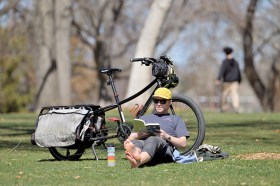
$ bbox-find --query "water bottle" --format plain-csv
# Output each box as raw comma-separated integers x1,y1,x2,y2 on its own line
107,144,115,167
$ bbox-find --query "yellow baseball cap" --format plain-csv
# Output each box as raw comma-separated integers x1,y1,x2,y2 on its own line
152,88,172,99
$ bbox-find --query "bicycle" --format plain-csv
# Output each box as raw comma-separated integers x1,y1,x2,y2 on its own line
31,55,205,160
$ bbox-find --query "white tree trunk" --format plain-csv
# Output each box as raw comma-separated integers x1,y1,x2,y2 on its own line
125,0,172,106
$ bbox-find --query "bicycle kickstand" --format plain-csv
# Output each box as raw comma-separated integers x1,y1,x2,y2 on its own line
91,142,99,161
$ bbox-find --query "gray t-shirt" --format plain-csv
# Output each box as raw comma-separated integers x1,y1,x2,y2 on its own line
140,113,189,138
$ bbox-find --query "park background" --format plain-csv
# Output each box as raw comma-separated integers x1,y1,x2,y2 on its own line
1,0,280,113
0,0,280,185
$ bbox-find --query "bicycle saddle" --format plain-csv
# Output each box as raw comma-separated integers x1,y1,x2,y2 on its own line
99,68,122,75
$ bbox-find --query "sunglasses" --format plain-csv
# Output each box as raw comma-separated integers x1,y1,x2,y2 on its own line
153,99,168,104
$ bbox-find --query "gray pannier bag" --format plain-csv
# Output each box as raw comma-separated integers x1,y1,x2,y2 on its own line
34,107,90,147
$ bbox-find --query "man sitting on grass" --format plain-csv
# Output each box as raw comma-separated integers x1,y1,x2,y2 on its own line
124,88,189,168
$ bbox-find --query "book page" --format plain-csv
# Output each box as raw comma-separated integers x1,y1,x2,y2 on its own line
133,119,160,135
133,119,147,132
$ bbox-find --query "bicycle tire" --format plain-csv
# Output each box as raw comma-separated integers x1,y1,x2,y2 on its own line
141,94,205,155
48,146,85,161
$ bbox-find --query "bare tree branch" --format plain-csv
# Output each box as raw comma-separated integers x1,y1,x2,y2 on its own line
0,0,19,16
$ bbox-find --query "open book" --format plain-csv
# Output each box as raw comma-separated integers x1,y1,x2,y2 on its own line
133,119,160,135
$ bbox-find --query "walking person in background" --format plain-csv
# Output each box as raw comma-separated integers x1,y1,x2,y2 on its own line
216,47,242,113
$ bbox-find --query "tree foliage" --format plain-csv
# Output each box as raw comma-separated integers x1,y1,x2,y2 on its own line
0,28,34,112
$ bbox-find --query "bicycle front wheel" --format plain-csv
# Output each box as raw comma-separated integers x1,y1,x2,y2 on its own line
143,94,205,155
171,94,205,154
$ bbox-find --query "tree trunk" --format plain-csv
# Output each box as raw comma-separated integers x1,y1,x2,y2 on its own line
33,0,59,109
243,0,267,111
33,0,72,110
125,0,172,106
72,1,124,105
94,41,112,105
243,0,280,112
55,0,72,105
93,1,124,105
270,59,280,111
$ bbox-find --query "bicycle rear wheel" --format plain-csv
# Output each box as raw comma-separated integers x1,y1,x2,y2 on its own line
143,94,205,155
48,146,85,160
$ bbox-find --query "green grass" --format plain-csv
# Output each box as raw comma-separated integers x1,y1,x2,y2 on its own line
0,112,279,186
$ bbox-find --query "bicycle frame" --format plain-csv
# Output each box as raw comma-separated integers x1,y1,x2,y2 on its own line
96,75,161,123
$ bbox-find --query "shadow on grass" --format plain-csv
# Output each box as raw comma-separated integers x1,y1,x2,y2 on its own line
206,121,279,129
0,125,35,135
37,158,107,162
0,140,38,150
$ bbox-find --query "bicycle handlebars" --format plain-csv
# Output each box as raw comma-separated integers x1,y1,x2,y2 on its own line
130,57,156,66
130,55,174,66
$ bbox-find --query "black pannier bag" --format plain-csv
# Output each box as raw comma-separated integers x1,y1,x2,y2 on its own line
152,59,169,78
33,105,100,147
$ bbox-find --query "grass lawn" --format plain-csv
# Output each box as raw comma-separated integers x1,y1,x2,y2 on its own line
0,111,279,186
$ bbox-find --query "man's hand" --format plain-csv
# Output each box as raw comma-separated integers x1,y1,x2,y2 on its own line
159,129,170,140
159,130,187,148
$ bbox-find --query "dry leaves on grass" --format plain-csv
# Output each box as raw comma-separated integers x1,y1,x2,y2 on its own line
236,152,280,160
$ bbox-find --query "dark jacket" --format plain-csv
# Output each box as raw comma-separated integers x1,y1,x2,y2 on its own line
217,58,242,83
